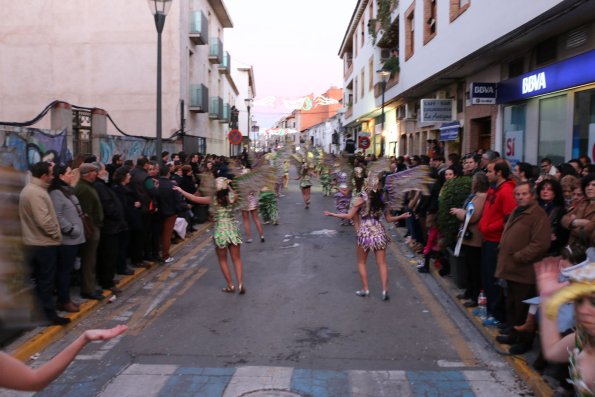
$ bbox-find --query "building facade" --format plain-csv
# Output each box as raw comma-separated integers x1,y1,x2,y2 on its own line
340,0,595,163
0,0,253,157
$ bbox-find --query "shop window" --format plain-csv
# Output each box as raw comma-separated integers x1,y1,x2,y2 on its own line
539,95,567,165
572,88,595,159
503,105,526,164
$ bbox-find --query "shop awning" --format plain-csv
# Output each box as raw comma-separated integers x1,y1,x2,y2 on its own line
439,121,460,141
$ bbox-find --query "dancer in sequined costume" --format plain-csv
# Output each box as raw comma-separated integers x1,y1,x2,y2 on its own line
297,162,314,209
333,171,351,226
173,178,245,294
259,186,279,225
319,164,333,197
239,167,265,243
324,170,410,301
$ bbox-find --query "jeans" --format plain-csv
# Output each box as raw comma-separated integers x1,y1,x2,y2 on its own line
481,241,506,322
26,245,59,319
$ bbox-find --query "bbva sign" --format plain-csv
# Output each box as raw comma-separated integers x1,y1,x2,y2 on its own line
522,72,547,94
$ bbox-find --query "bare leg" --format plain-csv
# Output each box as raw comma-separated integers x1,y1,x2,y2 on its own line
241,210,251,240
215,246,234,290
283,174,288,188
373,249,389,292
250,209,264,238
356,245,370,291
228,244,244,292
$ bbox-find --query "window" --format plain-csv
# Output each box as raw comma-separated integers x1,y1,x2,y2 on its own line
503,105,526,163
405,2,415,61
539,95,567,165
369,58,374,91
354,77,358,104
450,0,470,22
361,69,365,98
424,0,437,44
572,88,595,159
361,17,365,46
508,58,524,78
536,37,557,65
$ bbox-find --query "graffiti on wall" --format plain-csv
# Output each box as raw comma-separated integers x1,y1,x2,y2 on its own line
0,127,71,171
99,136,180,164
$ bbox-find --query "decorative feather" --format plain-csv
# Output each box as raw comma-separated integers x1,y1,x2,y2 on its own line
384,165,434,211
231,165,277,210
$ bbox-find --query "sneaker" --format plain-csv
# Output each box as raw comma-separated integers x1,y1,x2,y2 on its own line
472,308,482,316
163,257,175,264
355,289,370,297
483,317,501,327
260,235,265,243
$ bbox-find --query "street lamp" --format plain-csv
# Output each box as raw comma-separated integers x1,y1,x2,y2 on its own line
147,0,172,161
377,69,390,158
244,97,253,149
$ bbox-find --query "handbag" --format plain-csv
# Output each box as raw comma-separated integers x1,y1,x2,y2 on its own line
80,213,94,240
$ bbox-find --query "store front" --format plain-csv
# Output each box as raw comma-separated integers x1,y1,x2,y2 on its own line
498,49,595,165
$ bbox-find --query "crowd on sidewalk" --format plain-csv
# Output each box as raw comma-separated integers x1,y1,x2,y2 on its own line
379,148,594,396
16,151,252,326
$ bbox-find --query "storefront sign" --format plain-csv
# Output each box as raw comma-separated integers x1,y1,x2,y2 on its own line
439,121,460,141
498,49,595,103
470,83,497,104
420,99,455,122
503,130,524,165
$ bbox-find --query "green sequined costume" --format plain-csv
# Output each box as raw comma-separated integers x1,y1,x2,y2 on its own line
320,171,332,196
212,203,242,249
259,191,279,224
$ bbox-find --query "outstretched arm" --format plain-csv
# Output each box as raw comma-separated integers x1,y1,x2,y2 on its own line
385,210,411,223
0,325,127,391
324,197,362,220
173,186,211,205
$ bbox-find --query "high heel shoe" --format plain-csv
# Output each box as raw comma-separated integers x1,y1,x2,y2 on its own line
238,284,246,295
222,285,235,293
260,235,265,243
355,289,370,297
382,291,390,301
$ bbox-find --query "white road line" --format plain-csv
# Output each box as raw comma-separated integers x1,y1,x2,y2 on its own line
463,370,520,396
97,364,178,397
349,370,412,397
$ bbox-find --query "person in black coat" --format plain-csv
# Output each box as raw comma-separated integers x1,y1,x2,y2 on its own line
94,163,128,291
111,166,143,274
156,165,188,263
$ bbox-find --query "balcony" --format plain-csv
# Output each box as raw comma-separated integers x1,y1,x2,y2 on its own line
189,84,208,113
209,97,223,119
218,52,230,74
219,103,230,124
208,38,223,64
189,10,208,45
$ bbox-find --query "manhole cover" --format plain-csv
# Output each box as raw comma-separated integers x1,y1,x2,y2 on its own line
241,390,302,397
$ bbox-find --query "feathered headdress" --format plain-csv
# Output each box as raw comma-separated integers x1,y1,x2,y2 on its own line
546,249,595,320
384,165,434,211
364,159,391,193
232,165,277,210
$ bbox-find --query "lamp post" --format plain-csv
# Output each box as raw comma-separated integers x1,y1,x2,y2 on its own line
377,69,390,158
147,0,172,160
244,97,253,149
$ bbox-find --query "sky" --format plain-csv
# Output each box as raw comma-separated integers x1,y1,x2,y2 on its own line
223,0,358,129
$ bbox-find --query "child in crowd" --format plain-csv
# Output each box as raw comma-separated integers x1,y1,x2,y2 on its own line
417,214,442,273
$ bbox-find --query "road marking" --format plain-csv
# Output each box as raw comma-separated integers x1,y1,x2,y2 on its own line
222,366,293,397
76,334,126,361
389,242,478,367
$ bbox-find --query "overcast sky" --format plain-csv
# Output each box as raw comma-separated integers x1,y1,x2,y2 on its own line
224,0,358,129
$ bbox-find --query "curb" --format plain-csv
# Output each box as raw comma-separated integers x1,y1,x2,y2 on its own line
8,222,211,362
407,251,555,397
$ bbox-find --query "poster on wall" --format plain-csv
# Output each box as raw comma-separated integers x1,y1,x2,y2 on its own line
503,130,524,166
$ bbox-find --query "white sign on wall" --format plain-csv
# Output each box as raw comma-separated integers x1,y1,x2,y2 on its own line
420,99,455,123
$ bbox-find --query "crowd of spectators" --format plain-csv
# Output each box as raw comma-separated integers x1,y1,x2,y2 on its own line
18,150,244,325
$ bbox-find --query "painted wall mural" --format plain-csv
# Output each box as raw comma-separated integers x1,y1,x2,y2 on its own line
99,136,180,164
0,127,70,171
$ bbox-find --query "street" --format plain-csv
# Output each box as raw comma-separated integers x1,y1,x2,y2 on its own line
1,183,531,397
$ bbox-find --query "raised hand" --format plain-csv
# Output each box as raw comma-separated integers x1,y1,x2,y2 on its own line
534,257,569,298
83,324,128,342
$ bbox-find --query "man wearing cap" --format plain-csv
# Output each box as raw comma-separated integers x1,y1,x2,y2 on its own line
19,161,70,325
75,163,104,300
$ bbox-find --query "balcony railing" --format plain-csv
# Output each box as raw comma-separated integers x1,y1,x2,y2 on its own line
219,103,230,123
189,10,208,45
189,84,208,113
218,52,230,74
208,38,223,64
209,97,223,119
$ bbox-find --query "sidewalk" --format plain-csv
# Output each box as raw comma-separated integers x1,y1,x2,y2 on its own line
6,223,211,362
392,232,556,397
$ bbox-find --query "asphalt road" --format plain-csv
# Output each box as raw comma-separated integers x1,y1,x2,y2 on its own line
1,181,532,397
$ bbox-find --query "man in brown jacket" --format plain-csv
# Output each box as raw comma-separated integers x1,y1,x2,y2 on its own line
494,181,551,354
19,161,69,326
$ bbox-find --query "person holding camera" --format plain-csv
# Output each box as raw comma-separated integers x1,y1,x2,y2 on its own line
449,172,489,306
